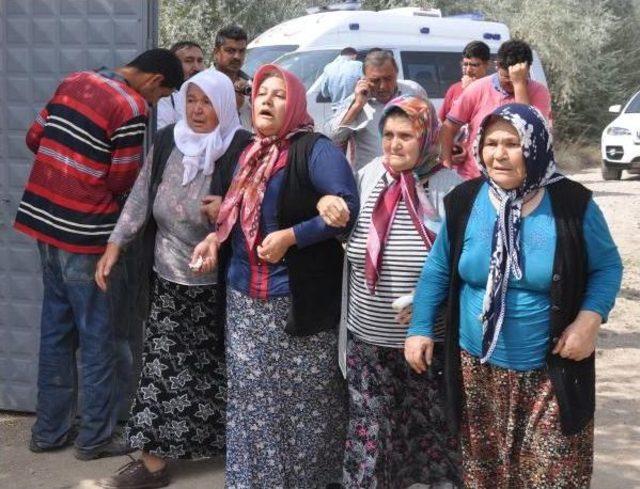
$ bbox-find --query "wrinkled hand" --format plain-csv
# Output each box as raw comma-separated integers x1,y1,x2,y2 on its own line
317,195,350,228
508,62,529,85
404,335,434,374
95,243,121,292
354,78,372,105
257,228,296,264
191,233,219,274
396,305,412,325
201,195,222,225
552,310,601,361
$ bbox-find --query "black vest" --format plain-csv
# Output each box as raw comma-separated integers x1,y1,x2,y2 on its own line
443,177,593,436
278,133,344,336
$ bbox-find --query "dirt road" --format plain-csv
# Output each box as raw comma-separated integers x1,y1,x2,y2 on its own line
1,168,638,489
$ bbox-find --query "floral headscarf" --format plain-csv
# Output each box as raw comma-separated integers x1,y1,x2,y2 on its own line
378,94,441,174
473,103,563,363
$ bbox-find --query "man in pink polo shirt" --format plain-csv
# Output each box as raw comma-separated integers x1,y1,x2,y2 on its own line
440,39,551,179
438,40,491,122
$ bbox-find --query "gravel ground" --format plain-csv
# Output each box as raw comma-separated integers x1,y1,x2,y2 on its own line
1,167,638,489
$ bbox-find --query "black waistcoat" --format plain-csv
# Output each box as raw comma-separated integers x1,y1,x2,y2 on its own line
443,177,593,436
277,132,344,336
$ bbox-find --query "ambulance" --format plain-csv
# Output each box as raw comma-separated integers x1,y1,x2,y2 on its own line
244,6,548,129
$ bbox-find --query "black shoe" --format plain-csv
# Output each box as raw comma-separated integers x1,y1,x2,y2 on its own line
96,456,170,489
75,433,135,461
29,426,78,453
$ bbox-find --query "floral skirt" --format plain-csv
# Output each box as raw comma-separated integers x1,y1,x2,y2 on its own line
343,335,461,489
125,275,226,459
460,350,594,488
225,288,347,489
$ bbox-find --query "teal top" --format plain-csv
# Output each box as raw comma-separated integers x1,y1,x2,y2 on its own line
408,183,623,371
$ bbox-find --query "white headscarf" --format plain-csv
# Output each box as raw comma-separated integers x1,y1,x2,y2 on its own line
173,69,242,185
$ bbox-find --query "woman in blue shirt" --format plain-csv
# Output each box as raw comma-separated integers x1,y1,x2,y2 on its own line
405,103,623,488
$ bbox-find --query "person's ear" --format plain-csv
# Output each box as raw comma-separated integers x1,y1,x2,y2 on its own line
148,73,164,88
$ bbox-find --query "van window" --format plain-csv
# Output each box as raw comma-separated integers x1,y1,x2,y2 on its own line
400,51,464,99
273,49,341,90
244,45,298,77
625,92,640,113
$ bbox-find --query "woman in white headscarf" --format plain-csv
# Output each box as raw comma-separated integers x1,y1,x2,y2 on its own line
94,69,252,488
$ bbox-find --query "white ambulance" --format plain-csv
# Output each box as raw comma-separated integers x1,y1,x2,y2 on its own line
244,7,548,129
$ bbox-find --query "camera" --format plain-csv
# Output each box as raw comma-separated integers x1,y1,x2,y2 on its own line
235,81,252,96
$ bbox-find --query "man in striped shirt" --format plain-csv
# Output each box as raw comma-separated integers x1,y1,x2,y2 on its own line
14,49,183,460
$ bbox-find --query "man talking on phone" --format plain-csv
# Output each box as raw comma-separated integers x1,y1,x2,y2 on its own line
326,49,425,171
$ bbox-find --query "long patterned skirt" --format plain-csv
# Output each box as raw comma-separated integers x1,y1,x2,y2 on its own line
460,350,594,488
125,275,226,459
343,335,461,489
225,288,347,489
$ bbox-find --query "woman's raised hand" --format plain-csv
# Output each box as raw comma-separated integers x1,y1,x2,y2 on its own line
95,243,121,292
404,335,434,374
317,195,350,228
552,310,602,361
191,232,219,274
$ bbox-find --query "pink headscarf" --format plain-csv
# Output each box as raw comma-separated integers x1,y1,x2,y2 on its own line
216,65,314,249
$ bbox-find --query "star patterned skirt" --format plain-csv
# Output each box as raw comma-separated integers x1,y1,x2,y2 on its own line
125,274,226,459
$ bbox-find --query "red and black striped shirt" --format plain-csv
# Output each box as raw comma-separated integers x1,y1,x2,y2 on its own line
14,70,148,254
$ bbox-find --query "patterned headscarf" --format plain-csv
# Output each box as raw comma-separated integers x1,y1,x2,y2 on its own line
364,95,441,293
216,64,314,249
474,103,563,363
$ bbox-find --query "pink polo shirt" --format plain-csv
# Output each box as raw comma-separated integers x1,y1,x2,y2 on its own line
446,74,552,180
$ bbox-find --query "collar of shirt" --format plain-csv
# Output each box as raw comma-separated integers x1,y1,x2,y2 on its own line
95,67,129,86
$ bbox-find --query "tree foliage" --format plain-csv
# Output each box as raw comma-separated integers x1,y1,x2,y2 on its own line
159,0,640,140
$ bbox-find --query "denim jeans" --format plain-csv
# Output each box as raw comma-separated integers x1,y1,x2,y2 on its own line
32,242,117,451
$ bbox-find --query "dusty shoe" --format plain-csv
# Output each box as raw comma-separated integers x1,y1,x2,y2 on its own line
75,432,135,461
29,426,78,453
97,457,170,489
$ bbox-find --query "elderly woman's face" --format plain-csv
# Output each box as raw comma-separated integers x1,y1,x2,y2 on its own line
481,118,526,190
382,115,422,172
253,75,286,137
185,83,219,133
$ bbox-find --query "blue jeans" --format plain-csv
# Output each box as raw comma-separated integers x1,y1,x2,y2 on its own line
32,242,117,451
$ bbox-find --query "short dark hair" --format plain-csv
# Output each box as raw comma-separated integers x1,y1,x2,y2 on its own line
169,41,203,54
363,48,398,73
341,47,357,56
462,41,490,62
497,39,533,69
215,25,248,49
126,48,184,89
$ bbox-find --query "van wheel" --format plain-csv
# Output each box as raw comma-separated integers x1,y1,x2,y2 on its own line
602,164,622,181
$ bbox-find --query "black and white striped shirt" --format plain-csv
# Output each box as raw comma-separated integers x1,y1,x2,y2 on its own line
346,170,457,348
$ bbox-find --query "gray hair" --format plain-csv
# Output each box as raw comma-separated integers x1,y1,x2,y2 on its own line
363,49,398,74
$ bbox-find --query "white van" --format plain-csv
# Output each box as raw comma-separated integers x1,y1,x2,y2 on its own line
244,7,548,129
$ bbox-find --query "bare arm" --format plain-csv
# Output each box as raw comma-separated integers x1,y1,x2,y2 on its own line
439,119,461,168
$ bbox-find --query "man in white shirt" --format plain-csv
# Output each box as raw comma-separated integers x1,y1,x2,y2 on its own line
156,41,205,130
326,49,426,171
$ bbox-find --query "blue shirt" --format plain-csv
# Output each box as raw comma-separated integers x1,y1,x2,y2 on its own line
320,56,363,103
227,137,359,298
408,183,623,371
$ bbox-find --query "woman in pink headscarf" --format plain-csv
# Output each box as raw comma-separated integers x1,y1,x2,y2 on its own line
192,65,359,488
318,95,462,488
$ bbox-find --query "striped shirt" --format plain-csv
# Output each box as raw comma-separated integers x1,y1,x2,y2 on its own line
14,70,148,254
346,170,456,348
